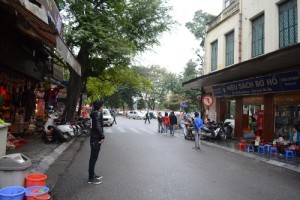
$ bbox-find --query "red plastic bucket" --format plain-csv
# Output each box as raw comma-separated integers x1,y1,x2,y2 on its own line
25,186,49,200
26,193,51,200
25,174,47,187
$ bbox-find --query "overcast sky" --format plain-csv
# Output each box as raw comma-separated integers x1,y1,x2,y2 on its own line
135,0,223,74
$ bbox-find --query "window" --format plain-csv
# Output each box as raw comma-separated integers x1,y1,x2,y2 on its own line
279,0,298,48
211,40,218,71
252,15,264,58
225,31,234,66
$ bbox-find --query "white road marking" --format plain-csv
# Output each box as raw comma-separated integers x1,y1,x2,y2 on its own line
115,127,126,133
129,128,140,133
138,128,155,135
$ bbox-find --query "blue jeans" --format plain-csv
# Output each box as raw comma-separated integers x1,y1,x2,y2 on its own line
170,124,176,135
164,125,169,134
158,123,163,132
194,130,200,148
180,124,186,136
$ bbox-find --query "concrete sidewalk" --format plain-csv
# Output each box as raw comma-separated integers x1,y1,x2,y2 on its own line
6,134,75,174
201,139,300,173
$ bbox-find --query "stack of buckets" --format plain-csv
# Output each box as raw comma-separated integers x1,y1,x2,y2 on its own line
0,173,50,200
25,173,50,199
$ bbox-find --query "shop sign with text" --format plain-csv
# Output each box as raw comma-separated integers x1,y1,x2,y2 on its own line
212,71,300,97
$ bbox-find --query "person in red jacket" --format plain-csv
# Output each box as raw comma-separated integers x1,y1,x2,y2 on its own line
163,112,170,134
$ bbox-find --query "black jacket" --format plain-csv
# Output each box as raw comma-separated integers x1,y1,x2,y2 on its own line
169,114,177,125
90,110,105,141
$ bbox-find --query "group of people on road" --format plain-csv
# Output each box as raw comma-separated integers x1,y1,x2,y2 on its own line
157,111,177,135
156,111,204,149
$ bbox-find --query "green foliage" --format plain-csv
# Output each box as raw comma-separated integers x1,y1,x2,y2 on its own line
185,10,215,67
183,60,199,81
63,0,174,71
60,0,175,120
85,66,152,103
185,10,215,41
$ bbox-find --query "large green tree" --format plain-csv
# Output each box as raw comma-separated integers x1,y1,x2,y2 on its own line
133,65,168,109
185,10,215,65
61,0,174,120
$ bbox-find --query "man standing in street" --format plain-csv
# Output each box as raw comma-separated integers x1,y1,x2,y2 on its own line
193,112,204,149
157,112,163,133
88,100,105,184
112,110,117,124
145,110,150,124
169,111,177,136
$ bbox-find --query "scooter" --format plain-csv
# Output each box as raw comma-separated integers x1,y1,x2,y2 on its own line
223,119,234,139
184,126,195,141
223,122,233,139
76,117,91,134
200,121,226,140
44,113,76,140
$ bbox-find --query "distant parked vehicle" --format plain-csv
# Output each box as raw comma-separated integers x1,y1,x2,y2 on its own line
103,109,113,126
127,110,145,119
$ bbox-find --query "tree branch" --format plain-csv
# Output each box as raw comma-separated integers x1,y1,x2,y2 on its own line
94,0,109,9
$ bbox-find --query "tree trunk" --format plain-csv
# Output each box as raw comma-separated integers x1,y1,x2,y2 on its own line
65,47,89,121
65,69,82,121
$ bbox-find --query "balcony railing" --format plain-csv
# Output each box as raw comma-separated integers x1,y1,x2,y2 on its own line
207,0,240,32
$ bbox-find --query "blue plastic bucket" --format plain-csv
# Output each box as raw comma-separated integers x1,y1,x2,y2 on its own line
0,186,25,200
25,186,49,197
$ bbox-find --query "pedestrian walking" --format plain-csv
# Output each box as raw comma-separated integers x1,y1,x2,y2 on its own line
88,100,105,184
145,110,151,124
179,111,186,136
193,112,204,149
157,112,163,133
112,110,117,124
163,112,170,134
169,111,177,136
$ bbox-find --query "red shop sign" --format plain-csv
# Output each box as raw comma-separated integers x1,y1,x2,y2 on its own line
202,95,214,108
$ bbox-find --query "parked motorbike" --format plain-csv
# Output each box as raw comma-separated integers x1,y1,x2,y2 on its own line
200,121,226,140
76,117,91,134
184,127,195,140
223,120,234,139
44,113,76,141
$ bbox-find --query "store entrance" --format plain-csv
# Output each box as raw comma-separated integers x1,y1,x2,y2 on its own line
242,96,264,137
274,93,300,140
275,105,300,139
247,105,263,135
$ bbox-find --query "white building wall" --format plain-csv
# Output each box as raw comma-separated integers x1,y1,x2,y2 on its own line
241,0,300,61
204,11,240,75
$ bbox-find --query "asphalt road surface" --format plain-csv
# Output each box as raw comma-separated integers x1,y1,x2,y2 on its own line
48,116,300,200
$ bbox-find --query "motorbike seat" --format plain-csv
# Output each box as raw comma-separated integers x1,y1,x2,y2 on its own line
202,126,211,131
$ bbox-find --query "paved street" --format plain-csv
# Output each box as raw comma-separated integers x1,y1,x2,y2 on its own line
48,117,300,200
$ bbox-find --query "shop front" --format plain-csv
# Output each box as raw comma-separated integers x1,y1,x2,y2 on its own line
274,93,300,139
183,44,300,143
0,0,60,151
213,70,300,142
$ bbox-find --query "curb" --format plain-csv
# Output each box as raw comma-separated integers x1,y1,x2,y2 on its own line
202,140,300,173
29,138,75,174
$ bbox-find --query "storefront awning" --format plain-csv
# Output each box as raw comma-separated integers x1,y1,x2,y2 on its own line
1,0,81,76
183,43,300,90
4,0,56,47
